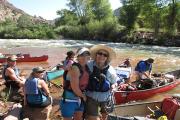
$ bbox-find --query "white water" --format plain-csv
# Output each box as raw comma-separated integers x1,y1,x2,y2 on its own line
0,39,180,72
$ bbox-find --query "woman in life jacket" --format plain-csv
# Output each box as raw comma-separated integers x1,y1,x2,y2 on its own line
86,44,118,120
24,67,52,107
60,47,90,120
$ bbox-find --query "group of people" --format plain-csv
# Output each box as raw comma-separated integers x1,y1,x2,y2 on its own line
1,44,155,120
2,55,52,107
61,45,118,120
1,44,118,120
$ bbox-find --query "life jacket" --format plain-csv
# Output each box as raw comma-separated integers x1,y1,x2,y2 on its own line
161,97,180,120
2,65,20,88
63,62,90,92
25,78,47,105
87,65,111,92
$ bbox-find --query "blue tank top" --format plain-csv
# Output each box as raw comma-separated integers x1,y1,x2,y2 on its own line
25,78,47,104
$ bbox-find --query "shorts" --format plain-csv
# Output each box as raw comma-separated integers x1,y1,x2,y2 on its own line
60,99,84,118
27,96,53,108
86,97,108,116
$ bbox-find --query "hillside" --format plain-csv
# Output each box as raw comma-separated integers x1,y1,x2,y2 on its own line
0,0,48,23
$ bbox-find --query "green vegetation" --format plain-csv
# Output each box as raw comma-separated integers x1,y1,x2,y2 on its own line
0,15,56,39
0,86,11,103
0,0,179,46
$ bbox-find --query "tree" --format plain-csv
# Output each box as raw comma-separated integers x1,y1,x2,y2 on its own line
90,0,113,21
119,0,141,32
166,0,179,35
56,9,78,26
67,0,94,24
17,15,33,28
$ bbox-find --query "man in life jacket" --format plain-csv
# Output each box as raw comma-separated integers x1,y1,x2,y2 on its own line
2,55,26,101
134,58,154,80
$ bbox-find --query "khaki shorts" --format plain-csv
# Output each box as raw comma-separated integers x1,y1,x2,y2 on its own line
85,97,108,116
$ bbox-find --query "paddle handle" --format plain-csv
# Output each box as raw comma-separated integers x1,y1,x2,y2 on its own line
147,106,155,114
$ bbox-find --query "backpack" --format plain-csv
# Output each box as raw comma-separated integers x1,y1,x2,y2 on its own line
88,65,111,92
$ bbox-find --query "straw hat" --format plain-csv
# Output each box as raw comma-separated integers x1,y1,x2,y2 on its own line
90,44,116,62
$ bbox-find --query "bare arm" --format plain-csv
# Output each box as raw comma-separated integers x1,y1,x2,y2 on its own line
143,72,150,78
6,68,24,84
39,80,50,96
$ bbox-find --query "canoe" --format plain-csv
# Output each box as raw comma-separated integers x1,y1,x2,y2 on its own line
108,96,180,120
45,64,64,81
0,54,48,63
114,69,180,104
108,101,162,120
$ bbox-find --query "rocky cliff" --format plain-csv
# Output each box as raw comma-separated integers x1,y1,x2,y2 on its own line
0,0,48,23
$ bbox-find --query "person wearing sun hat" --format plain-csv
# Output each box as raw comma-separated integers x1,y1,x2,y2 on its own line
86,44,118,120
24,66,52,108
2,55,26,102
60,47,91,120
3,55,25,88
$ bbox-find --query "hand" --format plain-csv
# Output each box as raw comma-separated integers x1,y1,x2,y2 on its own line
81,94,87,102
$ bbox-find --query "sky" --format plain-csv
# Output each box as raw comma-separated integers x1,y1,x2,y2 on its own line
8,0,122,20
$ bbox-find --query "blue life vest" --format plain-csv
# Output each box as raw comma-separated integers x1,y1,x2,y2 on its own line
88,65,111,92
25,78,47,105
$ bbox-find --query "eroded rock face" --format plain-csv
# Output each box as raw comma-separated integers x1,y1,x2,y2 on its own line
0,0,48,23
0,0,25,21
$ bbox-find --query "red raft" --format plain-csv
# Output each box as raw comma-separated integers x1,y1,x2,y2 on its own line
114,69,180,104
0,54,48,63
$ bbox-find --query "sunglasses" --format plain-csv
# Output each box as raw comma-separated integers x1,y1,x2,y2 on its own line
97,52,108,57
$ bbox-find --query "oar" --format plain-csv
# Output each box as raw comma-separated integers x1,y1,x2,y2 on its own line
147,106,155,114
48,80,62,88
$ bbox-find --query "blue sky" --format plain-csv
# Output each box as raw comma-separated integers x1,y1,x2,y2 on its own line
8,0,122,20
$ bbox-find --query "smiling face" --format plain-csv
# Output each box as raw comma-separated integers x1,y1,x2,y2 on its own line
77,52,90,65
95,50,109,65
34,71,44,78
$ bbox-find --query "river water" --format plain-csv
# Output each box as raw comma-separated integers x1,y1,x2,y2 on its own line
0,39,180,102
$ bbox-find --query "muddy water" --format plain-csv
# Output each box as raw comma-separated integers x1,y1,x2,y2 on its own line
0,39,179,102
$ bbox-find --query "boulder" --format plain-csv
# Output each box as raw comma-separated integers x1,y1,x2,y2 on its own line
3,103,22,120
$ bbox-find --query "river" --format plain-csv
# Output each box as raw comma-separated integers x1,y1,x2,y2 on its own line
0,39,180,102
